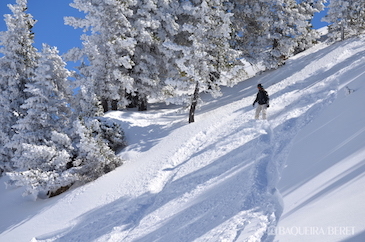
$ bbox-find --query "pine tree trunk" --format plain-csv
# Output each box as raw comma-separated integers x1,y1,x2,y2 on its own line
126,92,138,108
102,98,108,113
138,94,147,111
189,82,199,123
111,100,118,111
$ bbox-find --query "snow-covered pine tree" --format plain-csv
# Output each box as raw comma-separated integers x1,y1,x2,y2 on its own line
163,0,240,123
324,0,365,41
228,0,325,69
323,0,349,41
71,74,103,118
127,0,179,111
6,44,126,198
0,0,38,174
5,44,76,198
65,0,137,113
348,1,365,35
228,0,271,66
265,0,325,68
293,0,326,54
9,44,72,165
71,118,123,183
266,0,300,67
6,131,77,199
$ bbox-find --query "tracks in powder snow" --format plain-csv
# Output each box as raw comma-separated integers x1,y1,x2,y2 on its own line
147,100,259,195
113,84,338,241
116,98,285,241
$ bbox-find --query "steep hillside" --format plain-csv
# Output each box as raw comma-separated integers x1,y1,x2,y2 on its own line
1,36,365,242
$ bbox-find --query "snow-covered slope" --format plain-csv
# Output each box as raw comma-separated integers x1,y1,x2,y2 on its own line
1,36,365,242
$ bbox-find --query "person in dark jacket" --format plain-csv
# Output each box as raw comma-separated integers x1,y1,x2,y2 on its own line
253,83,269,119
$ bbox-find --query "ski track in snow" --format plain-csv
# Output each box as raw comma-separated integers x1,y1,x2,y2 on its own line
2,37,365,242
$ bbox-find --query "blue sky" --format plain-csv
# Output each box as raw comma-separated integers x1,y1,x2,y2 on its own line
1,0,329,58
0,0,84,55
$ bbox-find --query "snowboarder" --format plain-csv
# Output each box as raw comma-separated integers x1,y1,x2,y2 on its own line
253,83,270,119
